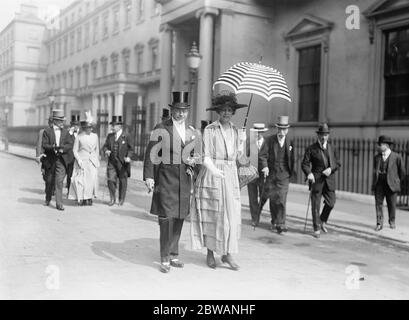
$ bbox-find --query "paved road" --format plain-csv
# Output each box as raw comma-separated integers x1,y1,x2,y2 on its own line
0,152,408,299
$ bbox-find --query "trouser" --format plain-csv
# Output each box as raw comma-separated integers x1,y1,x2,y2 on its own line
107,162,128,202
66,161,74,192
375,177,396,226
158,217,184,263
247,177,264,224
45,158,66,207
311,180,336,231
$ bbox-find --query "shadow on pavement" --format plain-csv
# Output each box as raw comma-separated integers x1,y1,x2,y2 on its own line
110,208,157,223
17,197,46,205
20,187,44,195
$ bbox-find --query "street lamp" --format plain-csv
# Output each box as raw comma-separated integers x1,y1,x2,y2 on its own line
4,96,10,151
185,42,202,123
48,94,55,113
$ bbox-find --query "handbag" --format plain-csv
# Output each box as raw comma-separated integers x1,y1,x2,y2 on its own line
237,163,259,189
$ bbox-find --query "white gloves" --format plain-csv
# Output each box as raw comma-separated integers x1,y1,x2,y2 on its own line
203,157,225,179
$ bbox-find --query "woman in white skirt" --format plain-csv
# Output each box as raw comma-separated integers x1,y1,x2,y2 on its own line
69,120,100,205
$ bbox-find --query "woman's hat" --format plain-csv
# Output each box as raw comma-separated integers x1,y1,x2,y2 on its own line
51,109,66,121
250,123,268,132
206,92,248,111
275,116,290,129
168,91,190,109
80,120,93,128
316,123,330,134
70,114,80,125
377,135,394,145
110,115,123,125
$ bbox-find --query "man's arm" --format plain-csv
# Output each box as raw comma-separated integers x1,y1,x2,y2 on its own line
330,145,341,174
397,153,406,182
42,128,54,152
258,136,269,170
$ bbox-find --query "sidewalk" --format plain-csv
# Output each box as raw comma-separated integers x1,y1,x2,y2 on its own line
3,142,409,246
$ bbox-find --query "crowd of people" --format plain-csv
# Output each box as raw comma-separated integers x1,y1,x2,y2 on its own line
34,90,406,274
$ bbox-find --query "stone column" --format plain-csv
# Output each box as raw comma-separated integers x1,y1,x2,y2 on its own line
115,91,124,116
195,7,219,128
107,93,113,120
159,23,173,112
92,94,99,121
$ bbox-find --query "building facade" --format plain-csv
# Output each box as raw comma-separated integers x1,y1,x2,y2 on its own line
157,0,409,139
0,4,47,127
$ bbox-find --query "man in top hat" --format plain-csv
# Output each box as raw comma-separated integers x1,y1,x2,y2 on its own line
259,116,295,233
302,123,341,238
143,91,198,273
246,123,268,227
66,114,80,195
41,109,74,211
36,116,54,192
372,135,405,231
102,115,133,206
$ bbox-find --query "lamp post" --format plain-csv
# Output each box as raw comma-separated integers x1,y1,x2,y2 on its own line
185,42,202,125
48,94,55,113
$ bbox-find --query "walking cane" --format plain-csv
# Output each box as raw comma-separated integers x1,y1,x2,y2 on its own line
303,181,312,233
253,175,266,231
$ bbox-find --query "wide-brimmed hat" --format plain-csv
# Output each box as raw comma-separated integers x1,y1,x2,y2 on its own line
275,116,290,129
377,135,394,145
206,92,248,111
250,123,268,132
168,91,190,109
70,114,80,125
80,120,93,128
316,123,330,134
110,115,123,125
51,109,66,121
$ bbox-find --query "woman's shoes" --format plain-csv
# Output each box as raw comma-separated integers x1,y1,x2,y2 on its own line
206,251,216,269
221,254,239,271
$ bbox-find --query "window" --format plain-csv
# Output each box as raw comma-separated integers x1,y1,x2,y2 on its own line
84,22,90,48
124,0,131,27
71,12,75,25
136,49,143,73
113,7,120,34
57,39,62,60
64,17,68,29
137,0,144,21
70,31,75,55
298,45,321,122
83,64,89,86
383,26,409,120
151,46,158,71
63,35,68,58
102,12,109,39
62,72,67,88
56,74,61,89
91,60,98,80
76,67,81,88
77,27,82,51
111,52,119,74
52,42,56,63
93,17,99,44
122,48,131,74
86,2,90,14
101,57,108,77
69,70,74,89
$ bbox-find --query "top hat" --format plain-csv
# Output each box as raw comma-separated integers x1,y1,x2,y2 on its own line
51,109,66,121
206,92,248,111
168,91,190,109
377,135,394,145
110,115,123,125
316,123,330,134
250,123,268,132
275,116,290,129
70,114,80,125
161,108,170,120
80,120,93,128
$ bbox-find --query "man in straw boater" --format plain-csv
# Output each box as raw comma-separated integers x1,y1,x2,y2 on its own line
102,115,133,206
301,123,341,238
41,109,74,211
143,91,199,273
66,114,80,196
258,116,295,233
372,135,405,231
246,123,268,227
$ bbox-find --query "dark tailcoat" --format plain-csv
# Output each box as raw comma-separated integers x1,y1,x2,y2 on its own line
102,131,133,177
143,118,198,219
372,151,405,193
41,126,74,169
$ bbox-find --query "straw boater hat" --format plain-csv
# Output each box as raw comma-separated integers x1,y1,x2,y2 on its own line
168,91,190,109
377,135,394,145
316,123,330,134
110,115,123,125
51,109,66,121
206,92,248,111
275,116,290,129
250,123,268,132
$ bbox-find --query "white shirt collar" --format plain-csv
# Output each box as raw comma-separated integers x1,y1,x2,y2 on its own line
382,148,391,159
115,129,123,140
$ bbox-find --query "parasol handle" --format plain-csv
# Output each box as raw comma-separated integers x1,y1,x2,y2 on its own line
243,93,254,129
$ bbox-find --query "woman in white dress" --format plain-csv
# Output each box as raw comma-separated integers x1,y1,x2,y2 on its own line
69,120,100,205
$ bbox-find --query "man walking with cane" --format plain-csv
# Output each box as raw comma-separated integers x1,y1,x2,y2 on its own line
301,123,341,238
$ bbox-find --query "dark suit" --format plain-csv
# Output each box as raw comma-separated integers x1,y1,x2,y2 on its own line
42,126,74,206
102,130,133,203
259,135,295,227
372,151,405,226
143,118,198,263
302,141,341,231
66,132,77,193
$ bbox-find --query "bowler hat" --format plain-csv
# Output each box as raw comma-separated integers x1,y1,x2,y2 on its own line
70,114,80,125
316,123,330,134
168,91,190,109
110,115,123,125
275,116,290,129
377,135,394,145
80,120,93,128
51,109,66,121
250,123,268,132
206,92,248,111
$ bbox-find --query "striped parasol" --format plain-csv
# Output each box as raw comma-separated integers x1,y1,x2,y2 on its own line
213,61,291,127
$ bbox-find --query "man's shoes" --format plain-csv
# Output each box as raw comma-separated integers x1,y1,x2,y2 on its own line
44,200,50,206
159,263,171,273
390,222,396,229
321,222,328,233
87,199,93,206
276,226,287,234
206,252,216,269
118,200,124,206
56,205,65,211
374,224,383,231
312,231,320,238
108,200,116,206
170,258,184,268
221,254,239,271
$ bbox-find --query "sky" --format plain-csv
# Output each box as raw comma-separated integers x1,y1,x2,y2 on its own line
0,0,74,30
